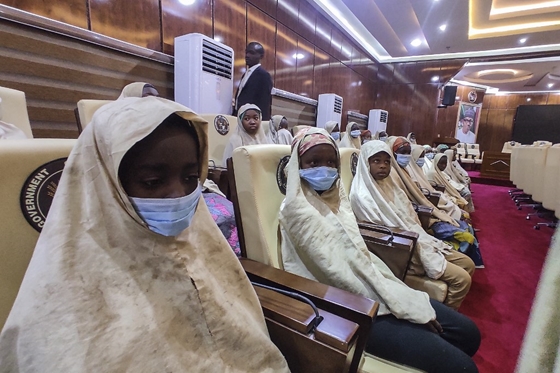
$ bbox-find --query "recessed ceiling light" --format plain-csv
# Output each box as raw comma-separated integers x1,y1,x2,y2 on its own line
519,38,527,44
292,53,305,59
527,98,532,101
548,83,554,88
439,24,447,31
431,76,439,82
410,39,422,47
179,0,196,5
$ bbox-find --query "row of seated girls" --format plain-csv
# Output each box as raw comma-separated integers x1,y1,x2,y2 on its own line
1,93,480,372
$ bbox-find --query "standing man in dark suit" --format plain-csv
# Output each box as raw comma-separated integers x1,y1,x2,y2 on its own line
233,42,273,120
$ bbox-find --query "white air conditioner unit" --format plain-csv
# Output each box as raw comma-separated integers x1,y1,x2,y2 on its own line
368,109,388,134
316,93,343,128
174,33,234,114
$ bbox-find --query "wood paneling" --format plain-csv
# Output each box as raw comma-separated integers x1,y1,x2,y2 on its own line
0,0,87,28
276,0,298,29
275,22,298,93
161,0,213,55
89,0,161,51
214,0,247,86
314,13,331,53
297,0,316,44
312,48,332,99
247,4,276,78
248,0,277,17
295,37,314,97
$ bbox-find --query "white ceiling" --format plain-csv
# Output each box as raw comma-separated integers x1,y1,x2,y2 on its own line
309,0,560,93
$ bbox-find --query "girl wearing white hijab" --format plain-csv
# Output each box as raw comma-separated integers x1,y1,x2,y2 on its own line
428,153,475,213
324,120,340,144
349,140,474,310
118,82,159,99
444,148,471,186
279,129,480,372
339,121,361,149
222,103,269,165
0,97,289,373
269,115,293,145
267,114,281,144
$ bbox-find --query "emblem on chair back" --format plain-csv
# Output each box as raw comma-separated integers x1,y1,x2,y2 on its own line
19,158,67,232
276,155,290,195
214,115,230,135
350,152,358,176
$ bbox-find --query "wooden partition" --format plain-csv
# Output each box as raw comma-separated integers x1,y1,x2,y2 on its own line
271,88,317,129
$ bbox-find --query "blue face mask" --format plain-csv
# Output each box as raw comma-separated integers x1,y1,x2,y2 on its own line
130,183,202,236
331,132,340,140
416,157,426,168
299,166,338,192
396,154,411,168
426,153,435,160
379,136,388,142
350,130,361,138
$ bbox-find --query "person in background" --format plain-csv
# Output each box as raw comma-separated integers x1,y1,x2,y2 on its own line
276,115,294,145
339,122,361,149
279,128,480,372
374,130,389,142
118,82,159,99
350,140,475,310
325,120,340,145
447,147,471,186
222,103,269,165
428,153,475,213
233,42,273,120
407,132,417,145
0,97,289,372
361,129,372,144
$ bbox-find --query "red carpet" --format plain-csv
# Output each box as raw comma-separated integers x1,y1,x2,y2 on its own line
459,183,554,373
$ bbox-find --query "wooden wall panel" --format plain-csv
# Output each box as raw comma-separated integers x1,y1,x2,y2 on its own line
89,0,161,51
214,0,247,86
297,0,316,44
312,48,332,99
248,0,277,17
161,0,213,55
276,0,298,29
314,13,332,53
295,37,314,97
0,0,87,28
275,22,298,93
247,4,276,78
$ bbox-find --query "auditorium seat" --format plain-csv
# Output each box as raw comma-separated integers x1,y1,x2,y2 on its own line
76,99,112,132
455,143,467,162
501,141,521,154
533,144,560,229
0,86,33,138
292,124,311,136
199,114,238,168
0,139,76,329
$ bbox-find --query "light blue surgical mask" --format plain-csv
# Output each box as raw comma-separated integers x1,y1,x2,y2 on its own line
331,132,340,140
416,157,426,168
299,166,338,191
130,183,202,237
350,130,361,138
426,153,436,160
379,136,388,142
396,154,411,168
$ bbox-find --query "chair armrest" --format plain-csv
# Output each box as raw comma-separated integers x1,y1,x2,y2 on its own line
240,258,378,373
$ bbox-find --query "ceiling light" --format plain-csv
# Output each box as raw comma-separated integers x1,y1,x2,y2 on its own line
431,76,439,82
179,0,196,5
519,38,527,44
410,39,422,47
292,53,305,59
439,24,447,31
214,36,223,43
548,83,554,88
527,98,532,101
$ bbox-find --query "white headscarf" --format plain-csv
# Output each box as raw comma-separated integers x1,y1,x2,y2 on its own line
268,114,283,144
222,103,269,165
426,153,469,209
339,122,361,149
118,82,151,99
279,128,435,324
443,149,471,185
0,97,289,373
349,140,451,280
409,145,463,220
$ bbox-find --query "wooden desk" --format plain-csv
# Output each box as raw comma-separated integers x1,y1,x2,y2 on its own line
433,137,459,148
480,151,511,179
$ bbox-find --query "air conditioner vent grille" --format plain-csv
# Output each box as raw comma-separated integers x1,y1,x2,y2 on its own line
380,111,388,123
202,40,233,79
334,97,342,114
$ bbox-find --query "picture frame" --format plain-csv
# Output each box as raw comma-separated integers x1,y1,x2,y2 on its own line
455,102,482,144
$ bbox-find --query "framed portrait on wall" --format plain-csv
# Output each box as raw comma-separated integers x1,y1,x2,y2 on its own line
455,102,482,144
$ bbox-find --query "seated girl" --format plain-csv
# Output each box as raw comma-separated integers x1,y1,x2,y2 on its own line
0,97,289,372
222,103,269,165
349,140,474,310
430,152,474,213
339,121,361,149
118,82,160,99
324,120,340,144
279,128,480,372
269,115,293,145
444,148,472,190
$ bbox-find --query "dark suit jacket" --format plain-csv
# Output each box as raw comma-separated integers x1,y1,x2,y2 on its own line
235,66,273,120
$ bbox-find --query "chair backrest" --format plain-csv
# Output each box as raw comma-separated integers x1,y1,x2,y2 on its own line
340,148,359,194
529,146,549,202
542,145,560,210
76,99,113,130
292,125,312,136
533,140,553,147
0,86,33,138
0,139,76,329
502,141,520,153
467,143,481,159
199,114,238,168
231,144,291,267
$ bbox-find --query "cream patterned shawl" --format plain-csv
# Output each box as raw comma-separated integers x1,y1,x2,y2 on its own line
0,97,289,373
426,153,469,208
279,128,435,323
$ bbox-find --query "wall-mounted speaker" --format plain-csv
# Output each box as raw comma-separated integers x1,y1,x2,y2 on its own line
441,85,457,106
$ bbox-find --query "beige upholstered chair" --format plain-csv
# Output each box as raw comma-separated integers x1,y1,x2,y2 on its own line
501,141,521,154
199,114,238,168
229,144,426,373
542,145,560,211
0,86,33,138
292,124,312,136
455,143,467,162
0,139,76,329
76,99,113,132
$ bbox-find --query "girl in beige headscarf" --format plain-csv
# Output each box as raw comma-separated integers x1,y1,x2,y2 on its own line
279,128,480,372
349,140,474,310
222,103,269,164
339,121,361,149
0,97,289,373
428,153,475,213
444,149,471,187
269,115,293,145
324,120,340,145
118,82,159,99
